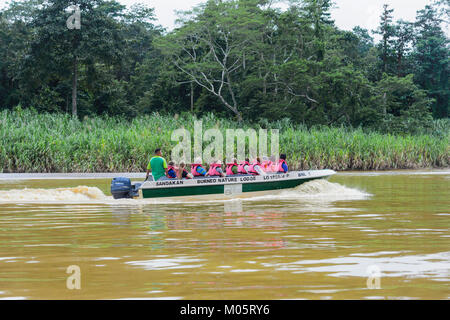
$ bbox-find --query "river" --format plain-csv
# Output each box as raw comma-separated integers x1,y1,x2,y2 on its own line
0,170,448,300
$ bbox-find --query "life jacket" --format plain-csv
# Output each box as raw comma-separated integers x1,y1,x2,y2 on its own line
237,161,250,174
278,159,288,173
270,162,278,172
191,163,206,177
247,161,261,175
208,163,222,176
181,168,189,178
262,160,273,172
226,163,237,175
167,165,177,178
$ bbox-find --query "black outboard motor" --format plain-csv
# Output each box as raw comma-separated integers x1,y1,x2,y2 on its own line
111,177,142,199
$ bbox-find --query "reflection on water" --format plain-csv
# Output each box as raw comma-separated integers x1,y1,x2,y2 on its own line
0,172,449,300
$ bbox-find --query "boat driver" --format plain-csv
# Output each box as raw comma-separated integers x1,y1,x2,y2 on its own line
145,148,169,181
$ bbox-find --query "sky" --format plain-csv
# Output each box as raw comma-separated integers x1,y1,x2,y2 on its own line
114,0,439,33
1,0,447,36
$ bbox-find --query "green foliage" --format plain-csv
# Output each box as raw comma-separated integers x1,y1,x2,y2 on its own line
374,74,434,134
0,0,448,138
0,0,162,117
0,110,448,173
413,5,449,118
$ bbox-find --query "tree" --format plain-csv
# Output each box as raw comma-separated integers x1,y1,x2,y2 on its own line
392,20,414,76
432,0,449,26
352,26,375,56
158,0,267,121
374,4,395,74
375,74,434,134
298,0,335,61
26,0,127,116
413,4,449,118
0,0,43,109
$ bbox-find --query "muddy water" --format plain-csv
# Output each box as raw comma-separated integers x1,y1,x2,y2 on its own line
0,171,448,300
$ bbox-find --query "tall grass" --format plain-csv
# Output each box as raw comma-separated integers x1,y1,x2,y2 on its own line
0,109,448,173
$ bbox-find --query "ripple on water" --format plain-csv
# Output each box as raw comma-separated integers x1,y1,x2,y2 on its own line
0,172,448,300
116,297,182,300
261,251,450,279
125,257,205,270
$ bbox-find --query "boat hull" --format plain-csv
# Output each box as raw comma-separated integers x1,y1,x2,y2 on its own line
139,170,336,200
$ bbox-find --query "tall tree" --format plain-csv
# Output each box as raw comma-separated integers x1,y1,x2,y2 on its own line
392,20,414,76
299,0,335,61
375,74,434,134
413,4,449,118
432,0,449,26
374,4,395,74
0,0,43,109
158,0,267,121
26,0,126,116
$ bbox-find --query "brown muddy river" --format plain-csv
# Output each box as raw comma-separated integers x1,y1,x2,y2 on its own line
0,171,448,300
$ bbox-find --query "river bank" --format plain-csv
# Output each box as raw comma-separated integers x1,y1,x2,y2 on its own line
0,169,449,181
1,110,449,173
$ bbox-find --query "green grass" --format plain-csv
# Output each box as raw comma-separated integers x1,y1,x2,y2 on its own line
0,109,448,173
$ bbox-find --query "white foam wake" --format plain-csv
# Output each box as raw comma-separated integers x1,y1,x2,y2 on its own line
0,186,108,203
0,180,370,204
244,179,371,202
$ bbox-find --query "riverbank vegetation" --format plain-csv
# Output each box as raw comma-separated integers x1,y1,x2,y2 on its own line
0,0,448,172
1,110,448,172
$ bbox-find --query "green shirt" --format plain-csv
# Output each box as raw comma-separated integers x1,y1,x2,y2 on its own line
147,156,167,181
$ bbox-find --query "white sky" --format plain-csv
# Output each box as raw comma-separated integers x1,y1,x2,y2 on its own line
1,0,448,36
116,0,438,32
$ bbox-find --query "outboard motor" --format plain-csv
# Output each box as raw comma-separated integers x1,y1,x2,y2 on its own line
111,177,142,199
130,182,142,198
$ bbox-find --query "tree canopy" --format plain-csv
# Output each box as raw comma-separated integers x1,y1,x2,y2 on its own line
0,0,448,134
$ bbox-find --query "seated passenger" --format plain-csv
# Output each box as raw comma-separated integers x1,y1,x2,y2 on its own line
237,158,250,174
247,158,266,175
208,160,226,177
167,161,177,179
177,162,193,179
277,154,288,173
269,155,278,172
261,156,274,173
191,158,208,177
226,159,238,176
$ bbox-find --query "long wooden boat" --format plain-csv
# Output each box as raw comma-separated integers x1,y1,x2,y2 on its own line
130,170,336,200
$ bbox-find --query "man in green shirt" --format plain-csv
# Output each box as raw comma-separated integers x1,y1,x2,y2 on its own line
145,148,168,181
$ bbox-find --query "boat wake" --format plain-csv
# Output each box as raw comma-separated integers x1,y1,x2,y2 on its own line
0,186,108,203
245,179,371,202
0,180,370,204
